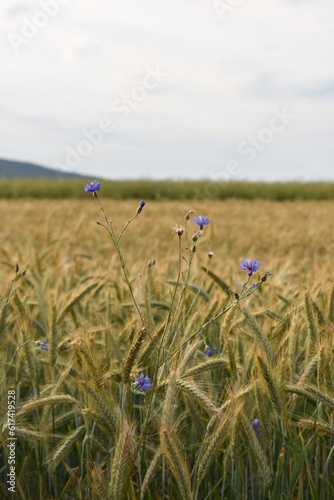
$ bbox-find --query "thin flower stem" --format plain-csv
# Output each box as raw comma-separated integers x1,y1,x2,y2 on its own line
131,371,159,474
131,236,185,471
239,275,251,296
159,282,264,367
158,299,239,367
117,213,139,243
96,198,147,329
170,256,212,349
161,228,203,356
157,234,183,359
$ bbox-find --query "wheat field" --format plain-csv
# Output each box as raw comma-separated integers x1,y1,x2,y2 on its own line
0,197,333,499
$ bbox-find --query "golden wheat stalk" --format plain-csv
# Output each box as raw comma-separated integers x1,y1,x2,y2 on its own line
196,409,232,487
161,371,177,429
16,395,78,421
79,408,115,437
160,428,193,500
286,384,334,410
57,281,100,323
176,379,218,415
110,422,135,500
140,447,163,500
49,303,58,367
182,357,227,378
72,340,99,379
46,424,86,472
178,340,202,372
244,309,274,363
123,327,146,383
223,417,240,471
91,466,110,500
298,355,318,385
240,413,272,484
80,382,118,435
317,344,333,393
257,356,282,415
298,418,333,434
13,293,29,323
204,383,254,440
304,292,318,355
9,427,54,442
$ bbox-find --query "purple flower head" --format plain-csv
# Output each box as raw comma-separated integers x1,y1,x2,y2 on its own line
194,215,210,229
251,418,263,437
137,200,146,214
203,344,218,358
134,373,151,390
37,341,48,351
239,258,262,276
84,180,101,193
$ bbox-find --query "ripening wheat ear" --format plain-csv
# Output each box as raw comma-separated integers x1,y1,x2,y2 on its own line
178,340,202,373
286,384,334,411
304,292,318,356
123,327,146,383
317,343,333,393
72,339,99,379
160,428,193,500
57,281,100,324
161,371,177,427
46,425,86,472
240,413,272,485
140,447,163,500
16,395,78,422
257,356,283,416
176,379,218,416
109,421,135,500
80,381,118,435
244,309,274,363
13,293,30,323
91,465,110,500
182,356,228,378
196,403,238,488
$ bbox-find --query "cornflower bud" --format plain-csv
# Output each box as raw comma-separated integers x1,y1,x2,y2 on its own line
185,210,195,221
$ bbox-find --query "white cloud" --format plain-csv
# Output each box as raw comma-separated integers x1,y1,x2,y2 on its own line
0,0,334,180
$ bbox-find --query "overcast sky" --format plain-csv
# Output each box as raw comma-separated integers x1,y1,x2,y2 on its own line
1,0,334,181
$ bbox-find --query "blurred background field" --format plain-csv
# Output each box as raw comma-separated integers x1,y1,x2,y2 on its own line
1,178,334,200
0,197,333,499
0,198,333,289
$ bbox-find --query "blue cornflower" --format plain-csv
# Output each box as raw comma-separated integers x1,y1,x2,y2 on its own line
84,180,101,192
37,341,48,351
251,418,263,437
134,373,151,390
194,215,210,229
137,200,146,213
203,344,218,358
239,258,261,276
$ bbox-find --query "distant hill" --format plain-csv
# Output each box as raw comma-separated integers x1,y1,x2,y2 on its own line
0,158,85,178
